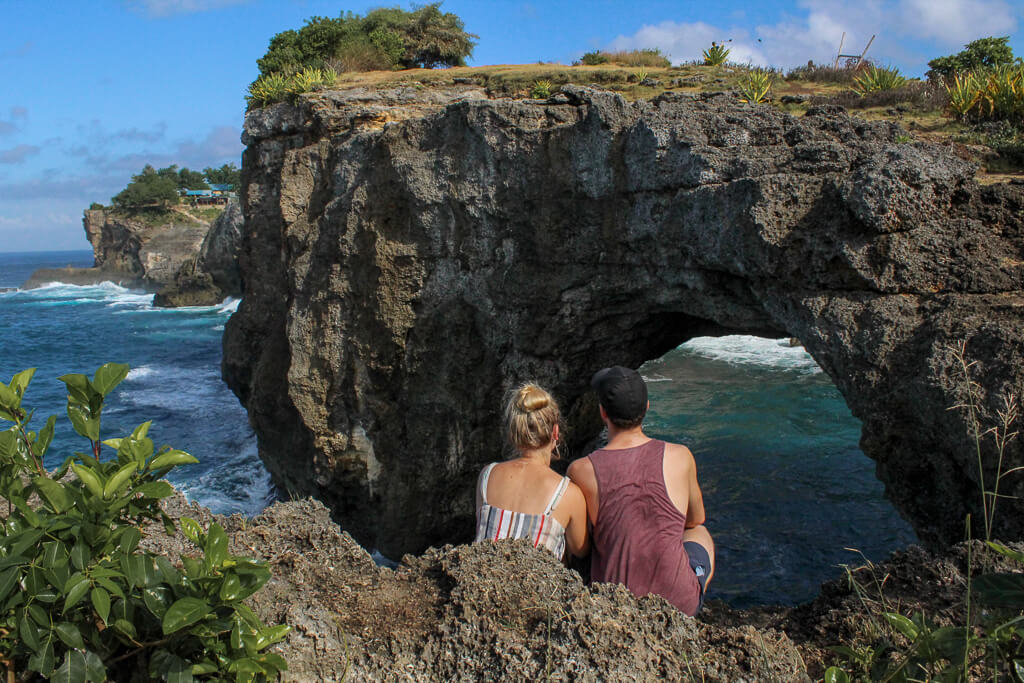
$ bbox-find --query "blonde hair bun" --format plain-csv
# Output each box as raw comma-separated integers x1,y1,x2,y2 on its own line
505,382,561,452
518,385,550,413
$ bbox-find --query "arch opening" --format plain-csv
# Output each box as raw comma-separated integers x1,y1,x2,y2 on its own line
638,335,918,607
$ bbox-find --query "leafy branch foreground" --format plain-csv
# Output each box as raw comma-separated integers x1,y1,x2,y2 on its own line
0,364,288,682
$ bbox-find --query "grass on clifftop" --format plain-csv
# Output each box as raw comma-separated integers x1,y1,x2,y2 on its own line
257,60,1023,182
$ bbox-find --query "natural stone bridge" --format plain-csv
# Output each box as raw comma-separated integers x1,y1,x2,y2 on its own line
224,85,1024,558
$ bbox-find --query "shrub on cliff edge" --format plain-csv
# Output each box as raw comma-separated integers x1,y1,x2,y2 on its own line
0,364,288,681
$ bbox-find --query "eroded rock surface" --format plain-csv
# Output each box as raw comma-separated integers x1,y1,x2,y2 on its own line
153,200,245,307
223,85,1024,557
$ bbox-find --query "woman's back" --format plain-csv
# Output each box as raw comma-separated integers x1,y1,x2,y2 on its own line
475,461,572,558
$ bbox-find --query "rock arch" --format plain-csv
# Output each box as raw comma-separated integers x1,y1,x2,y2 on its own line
224,86,1024,558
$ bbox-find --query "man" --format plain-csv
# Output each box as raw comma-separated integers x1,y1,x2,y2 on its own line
567,366,714,616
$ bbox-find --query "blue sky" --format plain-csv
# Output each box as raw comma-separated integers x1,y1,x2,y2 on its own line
2,0,1021,252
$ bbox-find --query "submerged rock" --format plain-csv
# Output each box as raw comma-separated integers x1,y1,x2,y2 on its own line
224,84,1024,557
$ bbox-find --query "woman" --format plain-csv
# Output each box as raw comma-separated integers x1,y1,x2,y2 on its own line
474,383,589,560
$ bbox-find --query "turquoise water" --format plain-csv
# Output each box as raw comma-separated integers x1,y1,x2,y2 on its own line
0,251,915,607
0,250,271,515
644,337,917,607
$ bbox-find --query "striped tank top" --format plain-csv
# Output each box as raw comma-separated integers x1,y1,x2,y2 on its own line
474,462,571,560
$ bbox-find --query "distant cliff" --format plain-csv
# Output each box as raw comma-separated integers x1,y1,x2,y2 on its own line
22,203,244,307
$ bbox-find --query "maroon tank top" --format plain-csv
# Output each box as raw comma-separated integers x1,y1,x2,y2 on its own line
589,439,701,615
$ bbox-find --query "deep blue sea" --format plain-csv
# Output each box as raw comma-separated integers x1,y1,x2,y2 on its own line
0,250,916,607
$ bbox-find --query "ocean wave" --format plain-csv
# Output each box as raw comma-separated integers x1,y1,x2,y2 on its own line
126,366,155,381
677,335,823,373
173,444,275,516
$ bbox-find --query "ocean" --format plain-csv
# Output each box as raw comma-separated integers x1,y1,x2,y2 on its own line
0,250,916,607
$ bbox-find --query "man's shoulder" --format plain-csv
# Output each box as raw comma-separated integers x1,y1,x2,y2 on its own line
660,440,694,463
567,456,594,478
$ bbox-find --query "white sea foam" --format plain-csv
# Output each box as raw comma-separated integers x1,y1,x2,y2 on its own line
126,366,155,381
678,335,823,374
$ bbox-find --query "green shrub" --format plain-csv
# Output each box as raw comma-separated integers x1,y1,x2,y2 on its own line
256,3,477,78
88,202,105,211
944,64,1024,124
852,65,907,95
530,80,553,98
578,50,609,66
928,36,1019,81
739,69,774,103
702,42,730,66
0,364,288,681
111,165,180,209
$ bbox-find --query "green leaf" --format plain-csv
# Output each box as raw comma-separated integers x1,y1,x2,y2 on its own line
55,621,85,649
121,553,147,588
254,624,290,651
62,573,90,614
165,653,194,683
205,523,229,568
986,541,1024,564
884,612,920,640
180,517,203,545
71,463,104,499
0,380,20,411
90,586,111,624
219,573,243,602
27,636,56,677
143,585,172,618
51,649,87,683
162,596,212,634
33,475,71,512
149,449,199,470
0,428,18,453
116,526,142,554
70,541,88,572
227,657,262,674
92,362,129,397
20,610,42,651
974,573,1024,608
10,528,44,557
112,617,138,639
95,576,125,600
0,566,20,602
59,373,94,405
9,368,36,398
257,652,288,672
37,414,56,457
102,461,137,499
66,403,99,442
84,650,105,683
135,480,174,499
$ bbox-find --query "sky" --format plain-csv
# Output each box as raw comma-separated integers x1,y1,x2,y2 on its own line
2,0,1022,252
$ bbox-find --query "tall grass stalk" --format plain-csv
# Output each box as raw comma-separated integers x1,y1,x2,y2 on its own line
949,340,1021,542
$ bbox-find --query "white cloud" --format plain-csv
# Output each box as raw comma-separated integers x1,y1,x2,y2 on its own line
123,0,251,18
602,0,1021,72
897,0,1018,45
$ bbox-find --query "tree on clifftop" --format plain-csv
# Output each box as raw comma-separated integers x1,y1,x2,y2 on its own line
927,36,1020,79
111,164,179,209
203,162,241,188
256,3,476,75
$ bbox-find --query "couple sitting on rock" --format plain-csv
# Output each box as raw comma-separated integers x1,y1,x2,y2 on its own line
474,366,715,616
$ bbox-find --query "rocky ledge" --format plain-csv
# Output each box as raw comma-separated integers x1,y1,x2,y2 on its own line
224,84,1024,557
148,494,1022,682
22,203,243,307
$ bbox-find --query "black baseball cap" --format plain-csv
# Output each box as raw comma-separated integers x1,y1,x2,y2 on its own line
591,366,647,421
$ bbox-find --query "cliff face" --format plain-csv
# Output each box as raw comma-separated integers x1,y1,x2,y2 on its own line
152,201,245,307
224,85,1024,557
83,208,210,287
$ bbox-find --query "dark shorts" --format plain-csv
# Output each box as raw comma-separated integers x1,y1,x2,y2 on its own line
684,540,711,613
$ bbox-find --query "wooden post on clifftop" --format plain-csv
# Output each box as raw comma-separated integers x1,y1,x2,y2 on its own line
834,33,876,69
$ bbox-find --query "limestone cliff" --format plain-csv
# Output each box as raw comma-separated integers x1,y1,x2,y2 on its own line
153,200,245,307
82,207,210,287
223,84,1024,557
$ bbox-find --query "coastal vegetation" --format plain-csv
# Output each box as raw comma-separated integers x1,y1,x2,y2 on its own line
0,364,287,681
254,3,476,77
825,342,1024,682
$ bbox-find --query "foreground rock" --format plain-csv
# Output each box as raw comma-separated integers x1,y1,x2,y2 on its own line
146,495,1022,681
224,84,1024,556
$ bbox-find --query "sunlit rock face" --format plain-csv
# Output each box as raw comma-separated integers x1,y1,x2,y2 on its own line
224,84,1024,557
